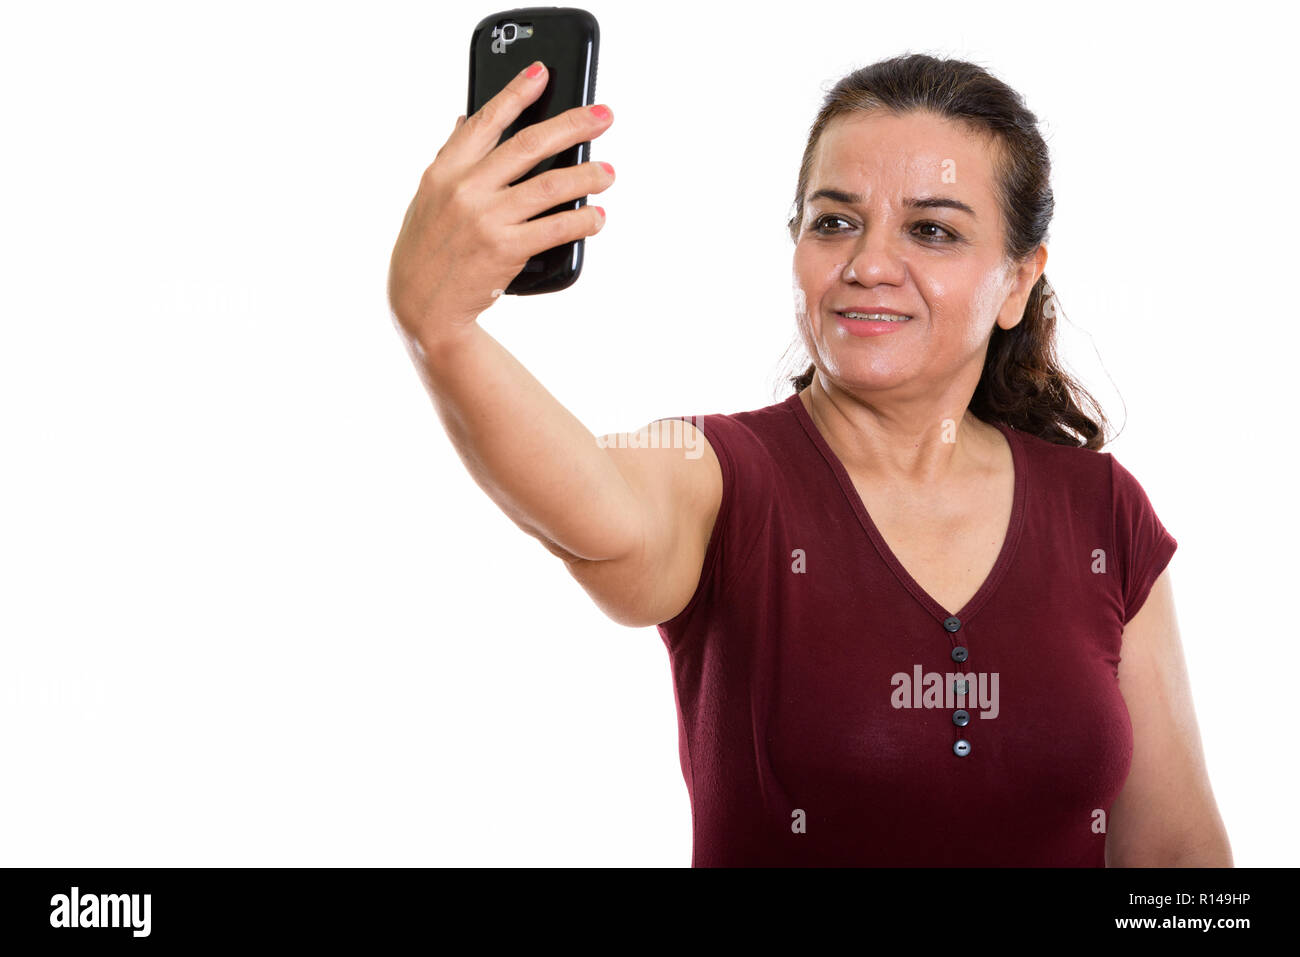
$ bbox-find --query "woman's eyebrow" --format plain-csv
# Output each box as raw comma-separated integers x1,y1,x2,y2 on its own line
807,187,977,219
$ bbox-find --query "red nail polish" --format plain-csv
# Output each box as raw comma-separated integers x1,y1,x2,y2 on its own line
589,104,611,120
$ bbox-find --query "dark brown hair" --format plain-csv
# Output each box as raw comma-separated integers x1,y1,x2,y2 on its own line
784,53,1109,449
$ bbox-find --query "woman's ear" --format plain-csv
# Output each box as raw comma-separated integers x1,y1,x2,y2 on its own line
996,244,1048,331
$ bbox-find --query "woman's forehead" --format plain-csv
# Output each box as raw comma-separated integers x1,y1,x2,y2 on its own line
813,112,998,191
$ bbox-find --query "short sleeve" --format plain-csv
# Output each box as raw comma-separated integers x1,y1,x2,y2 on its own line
1109,454,1178,625
653,414,735,637
652,410,780,645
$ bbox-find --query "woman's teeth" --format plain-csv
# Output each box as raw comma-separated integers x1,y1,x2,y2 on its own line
840,312,912,322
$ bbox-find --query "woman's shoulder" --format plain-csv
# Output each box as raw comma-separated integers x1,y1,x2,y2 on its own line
1005,424,1174,536
662,393,804,465
1002,420,1113,479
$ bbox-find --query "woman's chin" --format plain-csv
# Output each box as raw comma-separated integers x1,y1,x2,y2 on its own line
820,365,916,393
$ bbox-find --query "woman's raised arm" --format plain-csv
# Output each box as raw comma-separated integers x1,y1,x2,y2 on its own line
387,61,722,628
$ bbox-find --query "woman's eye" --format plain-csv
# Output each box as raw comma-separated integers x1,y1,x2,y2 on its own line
813,215,956,242
915,221,956,242
814,214,851,233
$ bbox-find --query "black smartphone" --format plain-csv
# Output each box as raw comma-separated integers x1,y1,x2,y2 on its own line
467,7,600,295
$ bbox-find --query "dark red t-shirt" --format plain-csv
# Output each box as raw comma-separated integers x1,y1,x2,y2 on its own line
655,391,1177,867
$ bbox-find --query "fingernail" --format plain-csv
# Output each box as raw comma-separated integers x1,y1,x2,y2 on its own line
599,162,614,175
524,61,544,79
589,104,611,120
593,206,605,219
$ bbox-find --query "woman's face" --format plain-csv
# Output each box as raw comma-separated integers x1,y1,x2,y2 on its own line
792,109,1043,399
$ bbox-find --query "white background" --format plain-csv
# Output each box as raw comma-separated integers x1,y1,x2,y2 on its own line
2,0,1294,867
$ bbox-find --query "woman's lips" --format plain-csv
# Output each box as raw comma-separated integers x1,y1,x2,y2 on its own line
834,311,914,337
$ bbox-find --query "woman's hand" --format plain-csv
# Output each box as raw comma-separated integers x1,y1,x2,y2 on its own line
387,61,615,349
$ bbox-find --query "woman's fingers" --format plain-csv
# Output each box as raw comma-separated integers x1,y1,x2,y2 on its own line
502,203,607,265
444,60,550,168
500,158,615,224
474,102,614,196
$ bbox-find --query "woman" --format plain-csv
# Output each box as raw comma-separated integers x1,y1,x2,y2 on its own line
387,53,1230,867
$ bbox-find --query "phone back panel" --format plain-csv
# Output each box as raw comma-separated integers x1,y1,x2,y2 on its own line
468,8,600,294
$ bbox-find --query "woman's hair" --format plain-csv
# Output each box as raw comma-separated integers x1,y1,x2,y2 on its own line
784,53,1109,450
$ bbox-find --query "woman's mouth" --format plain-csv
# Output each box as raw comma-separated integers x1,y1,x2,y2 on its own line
835,311,914,337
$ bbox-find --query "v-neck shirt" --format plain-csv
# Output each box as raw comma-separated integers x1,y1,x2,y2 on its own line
795,392,1026,623
655,391,1177,867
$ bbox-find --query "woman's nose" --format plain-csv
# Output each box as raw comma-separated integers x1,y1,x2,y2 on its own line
843,231,906,285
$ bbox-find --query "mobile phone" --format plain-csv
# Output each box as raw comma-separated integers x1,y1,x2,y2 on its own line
467,8,600,295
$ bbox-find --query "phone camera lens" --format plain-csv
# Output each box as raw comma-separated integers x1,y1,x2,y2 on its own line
502,23,517,42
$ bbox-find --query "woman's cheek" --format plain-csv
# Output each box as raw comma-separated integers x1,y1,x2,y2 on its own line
792,275,808,324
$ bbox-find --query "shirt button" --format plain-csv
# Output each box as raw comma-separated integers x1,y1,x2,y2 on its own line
953,739,971,757
943,616,961,632
951,645,968,663
952,709,970,726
